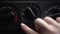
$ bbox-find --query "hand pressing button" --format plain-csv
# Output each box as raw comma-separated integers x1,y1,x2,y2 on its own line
21,17,60,34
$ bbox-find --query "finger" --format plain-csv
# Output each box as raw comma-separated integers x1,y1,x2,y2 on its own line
21,23,39,34
35,22,46,34
35,22,41,33
44,17,59,27
35,18,58,34
35,18,53,31
56,17,60,23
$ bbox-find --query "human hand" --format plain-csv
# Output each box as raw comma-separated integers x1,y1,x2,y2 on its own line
21,17,60,34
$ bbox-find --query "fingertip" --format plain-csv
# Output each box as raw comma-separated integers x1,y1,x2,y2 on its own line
56,17,60,20
21,23,25,29
35,18,41,22
21,23,25,26
44,16,51,22
44,16,51,20
56,17,60,23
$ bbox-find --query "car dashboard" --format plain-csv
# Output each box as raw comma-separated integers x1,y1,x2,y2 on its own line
0,0,60,34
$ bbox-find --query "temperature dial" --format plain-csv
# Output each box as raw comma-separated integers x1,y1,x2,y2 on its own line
21,4,41,22
21,4,41,29
0,6,17,26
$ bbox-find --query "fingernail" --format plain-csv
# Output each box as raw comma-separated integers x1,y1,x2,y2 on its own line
34,18,42,23
44,16,50,19
21,23,25,28
56,17,60,19
21,23,25,26
35,18,41,21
